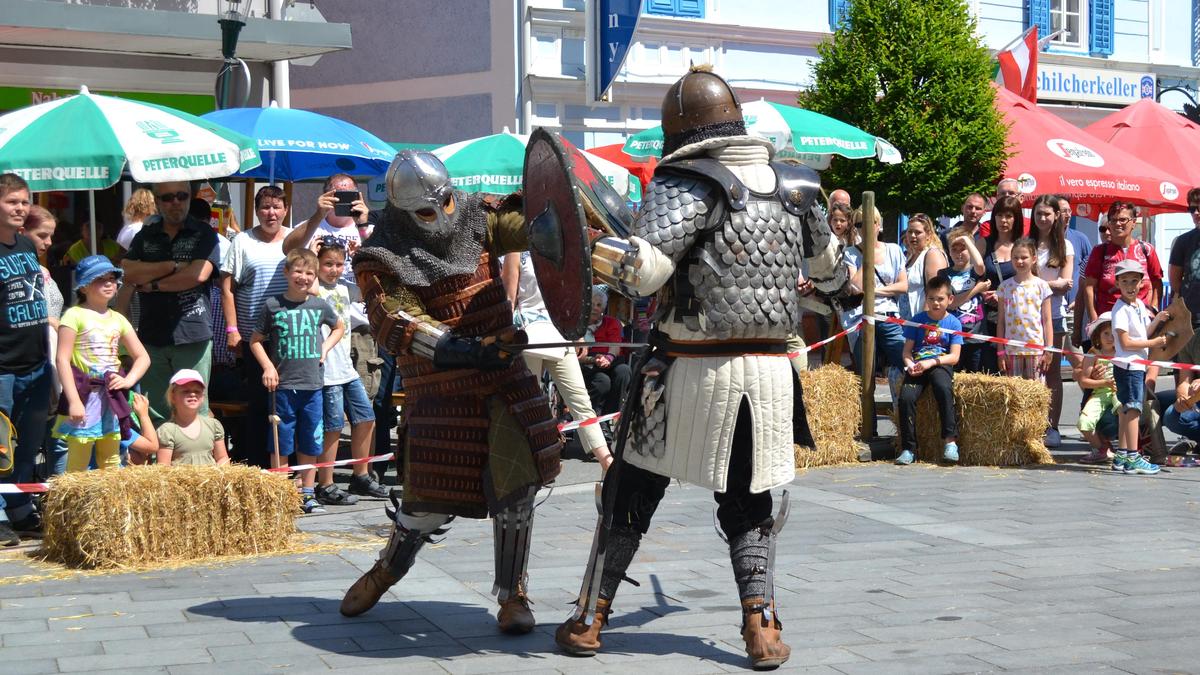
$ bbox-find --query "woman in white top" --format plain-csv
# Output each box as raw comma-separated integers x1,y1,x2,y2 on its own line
115,188,156,252
219,185,291,466
900,213,947,320
501,252,612,469
1031,194,1075,447
845,206,908,422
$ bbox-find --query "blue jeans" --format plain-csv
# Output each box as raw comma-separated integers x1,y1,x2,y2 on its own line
272,389,323,458
853,319,907,372
0,363,52,522
1113,366,1145,413
1163,402,1200,443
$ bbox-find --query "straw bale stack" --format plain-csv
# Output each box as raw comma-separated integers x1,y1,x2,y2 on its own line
897,372,1054,466
41,464,298,569
795,364,862,468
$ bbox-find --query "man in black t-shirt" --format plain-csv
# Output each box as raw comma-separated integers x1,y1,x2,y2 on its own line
121,181,221,425
1169,187,1200,330
0,174,51,545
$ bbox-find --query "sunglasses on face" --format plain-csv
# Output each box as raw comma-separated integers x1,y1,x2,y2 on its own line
317,235,347,251
1189,205,1200,214
1098,226,1109,234
156,191,190,203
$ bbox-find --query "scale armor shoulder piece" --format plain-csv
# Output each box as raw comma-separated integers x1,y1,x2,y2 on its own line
634,173,715,263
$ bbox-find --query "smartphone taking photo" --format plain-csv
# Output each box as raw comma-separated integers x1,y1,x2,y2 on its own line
334,190,359,217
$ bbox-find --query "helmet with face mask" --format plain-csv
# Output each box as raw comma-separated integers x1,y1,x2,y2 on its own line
385,150,456,238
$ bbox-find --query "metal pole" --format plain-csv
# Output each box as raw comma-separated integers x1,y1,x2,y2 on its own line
860,191,877,439
88,190,98,256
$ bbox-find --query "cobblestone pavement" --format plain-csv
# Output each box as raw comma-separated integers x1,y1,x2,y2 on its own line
2,434,1200,674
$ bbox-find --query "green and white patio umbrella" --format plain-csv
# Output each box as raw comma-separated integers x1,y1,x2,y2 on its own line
0,86,261,191
622,100,902,168
433,130,642,202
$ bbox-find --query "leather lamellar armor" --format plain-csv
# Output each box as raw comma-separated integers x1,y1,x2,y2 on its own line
354,204,562,519
636,159,821,340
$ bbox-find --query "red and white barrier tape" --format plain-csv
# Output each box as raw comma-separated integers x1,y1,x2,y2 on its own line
867,314,1200,374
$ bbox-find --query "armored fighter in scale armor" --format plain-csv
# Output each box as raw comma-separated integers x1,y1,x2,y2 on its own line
339,150,562,634
538,66,847,669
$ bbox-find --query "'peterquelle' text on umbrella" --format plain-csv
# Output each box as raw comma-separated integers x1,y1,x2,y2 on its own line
142,153,227,172
7,166,110,181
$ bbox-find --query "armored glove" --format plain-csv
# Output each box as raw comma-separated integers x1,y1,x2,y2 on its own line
432,334,513,370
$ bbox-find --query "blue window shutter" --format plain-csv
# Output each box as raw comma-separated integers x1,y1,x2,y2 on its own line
1027,0,1051,35
1090,0,1115,56
829,0,850,30
645,0,674,15
676,0,704,18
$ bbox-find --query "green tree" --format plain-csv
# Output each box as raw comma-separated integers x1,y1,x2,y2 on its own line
800,0,1008,228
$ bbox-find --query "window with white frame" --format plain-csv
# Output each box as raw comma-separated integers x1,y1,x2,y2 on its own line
1049,0,1087,48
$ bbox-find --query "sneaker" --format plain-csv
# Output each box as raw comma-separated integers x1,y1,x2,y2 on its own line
942,443,959,464
1169,439,1197,456
895,450,914,465
0,521,18,547
1123,453,1161,475
1044,427,1062,448
1080,447,1111,465
348,473,390,498
11,511,43,538
315,483,359,506
301,496,327,514
1112,451,1128,472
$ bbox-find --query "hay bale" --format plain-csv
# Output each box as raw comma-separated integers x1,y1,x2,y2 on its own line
41,464,298,569
795,364,862,468
895,372,1054,466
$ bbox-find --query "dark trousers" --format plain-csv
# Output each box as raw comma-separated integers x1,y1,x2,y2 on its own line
957,340,985,374
898,366,957,451
373,348,403,459
235,355,271,468
584,362,632,416
607,398,771,539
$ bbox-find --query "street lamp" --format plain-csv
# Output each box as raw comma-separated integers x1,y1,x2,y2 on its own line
218,0,250,60
1156,84,1200,125
215,0,251,110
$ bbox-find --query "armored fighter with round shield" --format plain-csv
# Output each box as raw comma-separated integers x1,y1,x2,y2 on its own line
531,66,847,669
339,150,562,634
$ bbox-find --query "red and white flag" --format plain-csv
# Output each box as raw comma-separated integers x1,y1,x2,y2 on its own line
996,27,1039,102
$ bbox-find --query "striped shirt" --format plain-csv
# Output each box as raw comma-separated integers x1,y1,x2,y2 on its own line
220,228,290,342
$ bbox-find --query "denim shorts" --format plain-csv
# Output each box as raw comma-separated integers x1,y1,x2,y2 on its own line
1113,366,1146,412
322,379,376,432
273,389,323,457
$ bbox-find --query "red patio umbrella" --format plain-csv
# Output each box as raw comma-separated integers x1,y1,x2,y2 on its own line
586,143,657,190
996,86,1188,212
1084,98,1200,190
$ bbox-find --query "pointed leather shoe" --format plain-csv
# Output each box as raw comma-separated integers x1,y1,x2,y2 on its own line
554,598,611,656
340,561,399,617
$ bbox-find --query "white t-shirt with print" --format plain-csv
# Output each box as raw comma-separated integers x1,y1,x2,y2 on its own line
1112,296,1151,372
1036,239,1075,320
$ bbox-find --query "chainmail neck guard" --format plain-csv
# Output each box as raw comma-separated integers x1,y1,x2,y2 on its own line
354,191,489,287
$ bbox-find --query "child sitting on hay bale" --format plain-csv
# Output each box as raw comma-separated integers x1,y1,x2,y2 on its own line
897,276,961,466
52,256,150,472
155,369,229,467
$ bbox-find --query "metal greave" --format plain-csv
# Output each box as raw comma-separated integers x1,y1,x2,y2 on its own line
492,491,536,601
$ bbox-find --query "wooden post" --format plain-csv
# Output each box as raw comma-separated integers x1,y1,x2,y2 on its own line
283,182,294,228
860,191,877,439
243,179,256,230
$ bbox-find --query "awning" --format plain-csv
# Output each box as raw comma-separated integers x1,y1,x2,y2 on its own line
0,0,351,61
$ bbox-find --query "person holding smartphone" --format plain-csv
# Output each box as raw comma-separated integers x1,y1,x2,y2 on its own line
284,173,372,290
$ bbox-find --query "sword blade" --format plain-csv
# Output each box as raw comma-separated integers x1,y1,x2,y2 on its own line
502,341,648,352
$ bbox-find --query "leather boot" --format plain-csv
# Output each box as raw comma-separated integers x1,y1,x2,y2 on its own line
496,589,536,635
554,598,611,656
340,560,399,617
741,598,790,670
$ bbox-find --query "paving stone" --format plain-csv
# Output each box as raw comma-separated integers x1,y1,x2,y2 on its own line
57,647,213,672
974,642,1137,669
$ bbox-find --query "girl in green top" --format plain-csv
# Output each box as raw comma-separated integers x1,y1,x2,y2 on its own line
155,369,229,467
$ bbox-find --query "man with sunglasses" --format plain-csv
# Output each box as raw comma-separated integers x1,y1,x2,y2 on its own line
120,181,222,425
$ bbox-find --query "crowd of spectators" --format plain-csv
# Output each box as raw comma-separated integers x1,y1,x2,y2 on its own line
832,181,1200,476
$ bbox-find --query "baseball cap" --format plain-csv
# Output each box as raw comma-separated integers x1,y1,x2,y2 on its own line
169,369,206,388
73,255,123,291
1114,259,1145,278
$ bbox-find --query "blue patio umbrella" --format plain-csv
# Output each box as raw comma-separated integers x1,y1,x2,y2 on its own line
201,105,396,182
